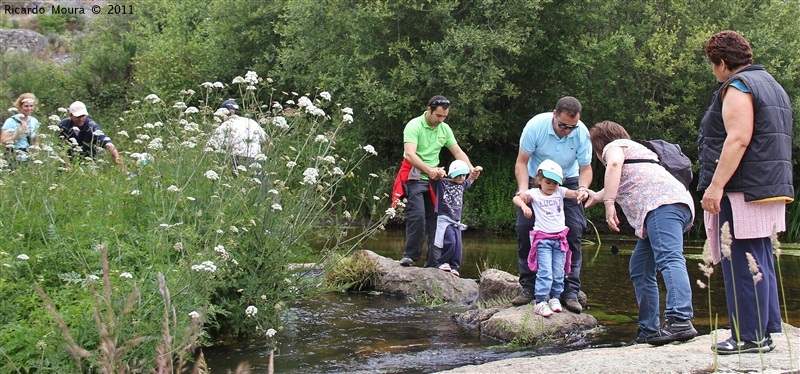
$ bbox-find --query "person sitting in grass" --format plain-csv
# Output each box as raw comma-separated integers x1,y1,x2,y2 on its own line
59,101,125,172
513,159,588,317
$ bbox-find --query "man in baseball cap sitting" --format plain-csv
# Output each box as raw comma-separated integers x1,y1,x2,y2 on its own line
58,101,125,172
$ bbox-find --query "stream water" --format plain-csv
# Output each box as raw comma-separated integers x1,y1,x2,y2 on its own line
204,228,800,373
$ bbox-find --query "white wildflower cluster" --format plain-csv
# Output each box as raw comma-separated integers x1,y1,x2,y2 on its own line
205,170,220,180
214,107,230,117
184,106,199,114
131,190,141,196
48,115,61,122
266,328,277,338
189,311,201,319
307,106,325,117
273,116,288,129
232,76,246,84
303,168,319,184
214,245,230,259
167,185,180,193
117,130,129,138
180,89,196,95
363,145,377,156
322,155,336,164
314,134,328,143
296,96,325,116
147,138,164,150
342,114,353,124
201,82,225,89
173,101,187,109
271,203,283,211
244,71,259,85
297,96,312,108
319,91,331,101
286,161,297,168
17,254,29,261
119,272,133,279
183,121,200,132
48,125,61,132
191,261,217,272
385,207,397,219
332,167,344,176
144,94,162,104
342,107,353,115
245,305,258,317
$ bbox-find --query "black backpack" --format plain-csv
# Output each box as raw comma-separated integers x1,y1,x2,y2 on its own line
624,139,693,190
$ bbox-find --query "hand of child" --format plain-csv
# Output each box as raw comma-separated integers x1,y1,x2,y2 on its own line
584,190,600,209
576,189,589,204
470,166,483,179
522,206,532,219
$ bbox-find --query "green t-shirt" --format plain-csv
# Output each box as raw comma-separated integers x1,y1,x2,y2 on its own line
403,114,457,179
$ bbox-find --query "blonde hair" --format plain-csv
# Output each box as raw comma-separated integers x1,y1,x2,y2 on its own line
13,93,37,111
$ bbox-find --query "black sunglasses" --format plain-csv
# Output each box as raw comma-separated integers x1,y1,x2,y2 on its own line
557,122,578,130
429,99,450,107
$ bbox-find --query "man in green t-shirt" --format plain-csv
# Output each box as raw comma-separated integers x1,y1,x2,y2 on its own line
398,95,474,267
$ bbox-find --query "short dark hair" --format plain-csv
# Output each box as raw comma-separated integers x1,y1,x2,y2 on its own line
555,96,582,117
428,95,451,110
705,30,754,70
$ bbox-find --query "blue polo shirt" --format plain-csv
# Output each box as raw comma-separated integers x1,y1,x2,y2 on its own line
519,112,592,179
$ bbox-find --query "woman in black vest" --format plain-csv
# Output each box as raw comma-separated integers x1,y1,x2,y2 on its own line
699,30,793,355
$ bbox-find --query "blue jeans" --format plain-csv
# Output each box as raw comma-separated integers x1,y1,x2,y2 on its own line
534,239,566,303
630,203,693,335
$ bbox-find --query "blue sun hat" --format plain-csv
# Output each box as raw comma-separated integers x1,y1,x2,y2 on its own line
537,159,563,185
448,160,470,178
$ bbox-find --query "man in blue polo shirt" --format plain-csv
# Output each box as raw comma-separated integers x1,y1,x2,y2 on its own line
512,96,593,313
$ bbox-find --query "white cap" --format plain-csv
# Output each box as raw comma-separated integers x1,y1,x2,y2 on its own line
69,101,88,117
537,159,563,185
448,160,470,178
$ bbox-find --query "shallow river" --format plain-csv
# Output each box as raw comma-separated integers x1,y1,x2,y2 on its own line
204,228,800,373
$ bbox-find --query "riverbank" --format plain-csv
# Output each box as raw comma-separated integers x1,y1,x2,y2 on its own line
438,324,800,374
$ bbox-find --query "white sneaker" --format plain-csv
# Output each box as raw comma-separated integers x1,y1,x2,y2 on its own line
549,298,563,313
438,263,452,271
534,301,553,317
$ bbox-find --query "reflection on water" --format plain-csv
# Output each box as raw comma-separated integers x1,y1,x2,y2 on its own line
204,228,800,373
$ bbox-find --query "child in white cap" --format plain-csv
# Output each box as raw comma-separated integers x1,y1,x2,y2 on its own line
430,160,482,276
512,159,588,317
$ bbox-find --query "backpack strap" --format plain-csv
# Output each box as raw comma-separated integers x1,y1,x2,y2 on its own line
624,158,659,165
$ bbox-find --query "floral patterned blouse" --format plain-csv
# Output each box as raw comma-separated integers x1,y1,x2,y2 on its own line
602,139,695,238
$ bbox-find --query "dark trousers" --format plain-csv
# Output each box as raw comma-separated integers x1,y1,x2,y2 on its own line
436,224,463,270
516,176,585,299
403,180,439,267
718,196,783,341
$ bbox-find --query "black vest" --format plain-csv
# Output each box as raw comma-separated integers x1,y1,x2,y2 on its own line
697,65,793,201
